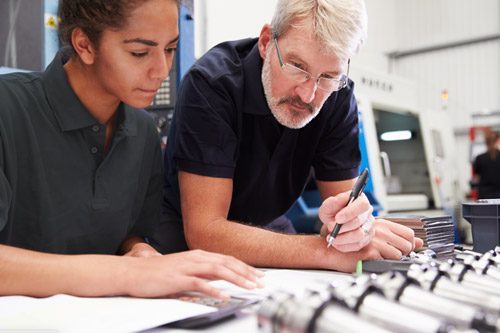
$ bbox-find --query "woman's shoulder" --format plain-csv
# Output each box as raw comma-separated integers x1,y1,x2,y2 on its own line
0,71,44,117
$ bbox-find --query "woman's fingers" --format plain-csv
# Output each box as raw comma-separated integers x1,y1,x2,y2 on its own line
186,250,264,283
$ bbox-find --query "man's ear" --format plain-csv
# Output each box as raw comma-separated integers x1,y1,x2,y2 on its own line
258,24,272,59
71,28,97,65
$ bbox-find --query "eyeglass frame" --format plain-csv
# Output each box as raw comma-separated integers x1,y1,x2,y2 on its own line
272,34,350,92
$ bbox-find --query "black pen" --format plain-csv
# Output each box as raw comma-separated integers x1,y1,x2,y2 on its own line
326,168,369,248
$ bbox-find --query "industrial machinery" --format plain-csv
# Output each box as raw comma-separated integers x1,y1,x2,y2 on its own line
350,65,460,214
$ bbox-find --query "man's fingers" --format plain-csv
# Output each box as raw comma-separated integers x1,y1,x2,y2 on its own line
334,193,372,224
319,193,375,236
376,219,420,255
380,244,403,259
331,214,374,244
318,193,350,225
333,206,374,234
415,237,424,249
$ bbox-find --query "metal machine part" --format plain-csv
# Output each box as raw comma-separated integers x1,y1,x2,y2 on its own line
408,263,500,315
314,300,395,333
257,291,295,333
257,290,393,333
455,249,500,279
329,277,449,333
374,271,496,332
439,259,500,297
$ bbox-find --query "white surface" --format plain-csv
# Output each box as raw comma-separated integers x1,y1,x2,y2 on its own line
211,268,352,300
148,269,353,333
0,295,215,333
386,194,429,211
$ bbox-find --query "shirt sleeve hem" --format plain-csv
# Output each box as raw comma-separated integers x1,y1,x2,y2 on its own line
176,158,234,178
315,166,360,182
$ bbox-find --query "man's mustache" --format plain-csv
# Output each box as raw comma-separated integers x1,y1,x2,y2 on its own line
278,96,314,113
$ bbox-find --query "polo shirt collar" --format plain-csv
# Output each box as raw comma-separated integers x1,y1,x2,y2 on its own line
116,104,138,137
43,51,97,131
42,50,137,137
242,41,272,116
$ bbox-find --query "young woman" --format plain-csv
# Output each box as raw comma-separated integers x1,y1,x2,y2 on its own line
0,0,262,298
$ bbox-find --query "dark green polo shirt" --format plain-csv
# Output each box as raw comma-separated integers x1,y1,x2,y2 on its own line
0,52,163,254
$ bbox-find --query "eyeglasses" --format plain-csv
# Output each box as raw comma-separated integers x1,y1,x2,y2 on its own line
272,36,349,92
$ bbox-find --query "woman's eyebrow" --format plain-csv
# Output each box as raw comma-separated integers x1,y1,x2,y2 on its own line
123,35,180,47
123,38,158,46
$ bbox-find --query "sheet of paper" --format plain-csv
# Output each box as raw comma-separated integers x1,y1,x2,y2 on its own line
0,270,353,332
210,268,354,300
0,294,216,333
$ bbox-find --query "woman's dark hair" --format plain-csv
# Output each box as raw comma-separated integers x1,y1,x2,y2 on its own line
58,0,180,51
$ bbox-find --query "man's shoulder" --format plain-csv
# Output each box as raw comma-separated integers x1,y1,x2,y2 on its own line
192,38,258,80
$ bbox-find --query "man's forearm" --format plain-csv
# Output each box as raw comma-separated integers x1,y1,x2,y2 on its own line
0,245,132,297
185,218,361,271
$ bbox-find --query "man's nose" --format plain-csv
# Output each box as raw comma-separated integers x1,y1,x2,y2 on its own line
295,78,318,104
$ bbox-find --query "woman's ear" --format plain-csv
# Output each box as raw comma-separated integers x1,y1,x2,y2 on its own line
258,24,273,59
71,28,96,65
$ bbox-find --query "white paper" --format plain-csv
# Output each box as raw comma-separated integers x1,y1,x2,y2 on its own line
0,269,353,332
0,294,216,333
210,268,354,300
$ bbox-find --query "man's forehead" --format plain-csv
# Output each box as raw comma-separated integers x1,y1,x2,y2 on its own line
280,22,340,58
279,34,343,73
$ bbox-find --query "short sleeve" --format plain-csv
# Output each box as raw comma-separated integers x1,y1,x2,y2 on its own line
172,70,239,178
313,84,361,181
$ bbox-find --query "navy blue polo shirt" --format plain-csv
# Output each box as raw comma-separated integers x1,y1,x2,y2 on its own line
162,38,359,229
0,51,163,254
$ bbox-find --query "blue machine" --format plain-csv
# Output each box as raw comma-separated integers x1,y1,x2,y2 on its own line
177,3,195,82
148,0,195,145
44,0,60,68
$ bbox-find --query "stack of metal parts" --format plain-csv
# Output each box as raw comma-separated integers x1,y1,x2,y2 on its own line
257,247,500,333
384,215,456,259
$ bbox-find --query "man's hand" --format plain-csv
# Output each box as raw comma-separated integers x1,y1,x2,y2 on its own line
125,250,264,299
362,218,424,259
318,191,423,256
319,191,374,251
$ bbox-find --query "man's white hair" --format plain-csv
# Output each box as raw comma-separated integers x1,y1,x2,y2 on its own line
271,0,367,62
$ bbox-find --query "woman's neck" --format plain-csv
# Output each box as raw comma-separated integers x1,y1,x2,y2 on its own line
63,57,119,125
